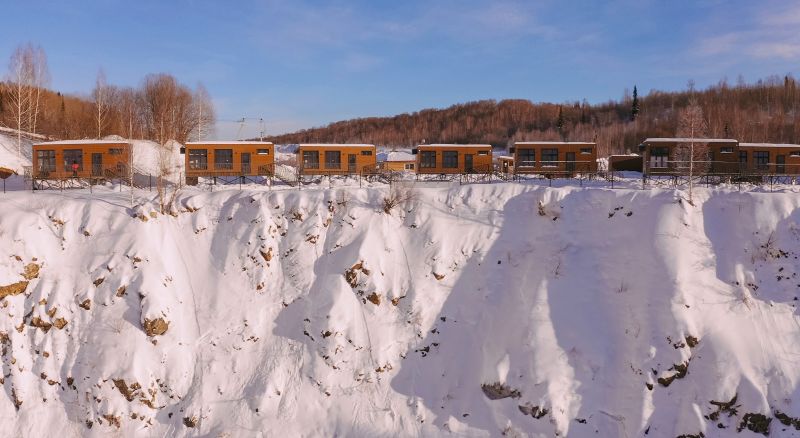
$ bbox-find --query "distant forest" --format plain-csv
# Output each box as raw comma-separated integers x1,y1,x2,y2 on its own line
267,76,800,156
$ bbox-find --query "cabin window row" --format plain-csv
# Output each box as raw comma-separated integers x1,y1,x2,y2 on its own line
188,149,235,170
419,150,489,169
301,151,364,169
516,148,559,167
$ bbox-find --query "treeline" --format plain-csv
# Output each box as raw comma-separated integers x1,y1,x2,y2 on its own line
0,43,215,146
267,76,800,156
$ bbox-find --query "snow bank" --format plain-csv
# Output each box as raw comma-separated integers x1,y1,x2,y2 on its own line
0,184,800,437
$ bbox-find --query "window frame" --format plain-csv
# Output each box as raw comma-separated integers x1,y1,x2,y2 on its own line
257,149,270,155
541,148,558,167
442,151,458,168
324,150,341,169
37,150,56,172
188,149,208,170
214,149,234,170
63,149,84,172
517,149,535,167
360,150,373,156
580,147,592,155
420,151,436,168
302,150,320,169
720,146,734,154
754,151,770,169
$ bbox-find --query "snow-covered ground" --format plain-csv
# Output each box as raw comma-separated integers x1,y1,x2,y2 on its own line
2,182,800,437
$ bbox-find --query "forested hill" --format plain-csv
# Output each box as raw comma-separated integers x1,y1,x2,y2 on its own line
266,75,800,156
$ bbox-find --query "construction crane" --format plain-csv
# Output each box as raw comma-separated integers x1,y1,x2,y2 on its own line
235,117,266,141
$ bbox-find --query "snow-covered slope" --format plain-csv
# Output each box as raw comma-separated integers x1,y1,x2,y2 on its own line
1,184,800,437
0,132,34,173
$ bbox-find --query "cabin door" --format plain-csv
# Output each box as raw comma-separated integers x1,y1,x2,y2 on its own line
465,154,474,172
348,154,357,173
241,153,251,175
777,155,786,174
565,152,576,172
91,153,103,176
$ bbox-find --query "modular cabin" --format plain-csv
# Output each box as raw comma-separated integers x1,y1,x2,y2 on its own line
413,144,493,174
378,151,416,172
640,138,739,176
296,144,377,175
510,142,597,175
497,156,514,174
184,141,274,182
739,143,800,175
32,140,130,179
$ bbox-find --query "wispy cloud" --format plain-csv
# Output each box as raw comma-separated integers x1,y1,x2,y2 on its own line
694,2,800,61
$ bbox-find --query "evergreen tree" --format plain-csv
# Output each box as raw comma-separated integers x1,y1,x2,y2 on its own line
630,85,640,121
556,105,564,131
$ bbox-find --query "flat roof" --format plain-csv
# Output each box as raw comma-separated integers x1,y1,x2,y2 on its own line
515,141,595,145
739,143,800,148
644,138,737,143
34,140,130,146
298,143,374,147
418,144,492,148
186,141,273,145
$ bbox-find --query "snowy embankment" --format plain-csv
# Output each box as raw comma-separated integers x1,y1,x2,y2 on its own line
1,184,800,437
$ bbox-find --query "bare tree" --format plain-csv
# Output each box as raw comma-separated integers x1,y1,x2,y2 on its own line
29,45,49,135
674,99,709,204
141,74,212,144
193,83,215,141
93,69,113,138
4,45,33,155
156,141,179,214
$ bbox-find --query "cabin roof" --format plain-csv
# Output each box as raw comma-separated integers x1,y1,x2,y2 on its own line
644,138,737,143
418,144,492,148
298,143,375,148
186,141,273,145
379,151,415,162
34,140,130,146
739,143,800,148
515,141,595,145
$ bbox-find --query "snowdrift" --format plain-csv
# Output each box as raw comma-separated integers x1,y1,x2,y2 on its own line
1,184,800,437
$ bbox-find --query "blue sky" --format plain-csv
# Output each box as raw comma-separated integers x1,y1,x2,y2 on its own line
2,0,800,138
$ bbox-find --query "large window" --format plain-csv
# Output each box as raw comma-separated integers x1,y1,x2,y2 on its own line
215,149,233,170
325,151,341,169
63,149,83,172
302,151,319,169
754,151,769,170
442,151,458,168
650,146,668,168
420,151,436,168
541,148,558,167
188,149,208,170
518,149,535,167
37,150,56,173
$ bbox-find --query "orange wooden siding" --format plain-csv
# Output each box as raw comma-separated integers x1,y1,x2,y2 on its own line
414,145,493,174
32,141,130,179
296,145,377,175
512,142,597,174
184,142,275,176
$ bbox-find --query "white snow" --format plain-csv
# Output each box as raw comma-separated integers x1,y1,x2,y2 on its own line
185,141,274,145
299,143,375,147
740,143,800,148
420,144,492,148
514,141,596,145
1,182,800,437
33,140,130,146
645,138,738,143
379,151,415,162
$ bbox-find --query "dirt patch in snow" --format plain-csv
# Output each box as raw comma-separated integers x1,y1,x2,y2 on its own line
143,318,169,336
0,281,28,299
22,263,40,280
366,292,381,305
481,382,521,400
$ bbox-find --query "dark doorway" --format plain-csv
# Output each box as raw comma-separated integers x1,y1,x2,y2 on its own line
92,153,103,176
348,154,357,173
465,154,474,172
241,152,251,174
566,152,576,172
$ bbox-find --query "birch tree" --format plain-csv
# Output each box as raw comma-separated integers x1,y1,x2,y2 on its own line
93,69,112,139
192,83,215,141
4,45,33,156
674,99,709,204
29,45,49,135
